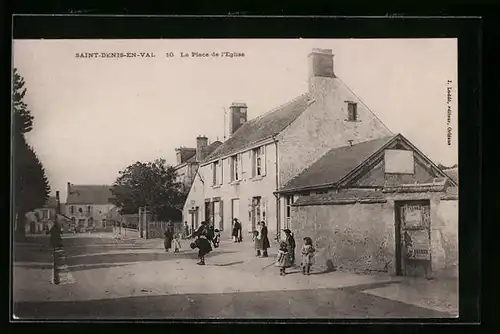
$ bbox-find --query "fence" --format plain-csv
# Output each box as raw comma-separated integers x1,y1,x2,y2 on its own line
147,221,183,239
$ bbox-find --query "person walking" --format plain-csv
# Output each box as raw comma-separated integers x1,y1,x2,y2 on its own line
232,218,241,243
260,221,270,258
183,221,190,239
254,222,262,256
164,221,175,252
283,229,296,266
188,221,212,265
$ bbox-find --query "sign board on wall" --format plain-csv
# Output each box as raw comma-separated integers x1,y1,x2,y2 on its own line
384,149,415,174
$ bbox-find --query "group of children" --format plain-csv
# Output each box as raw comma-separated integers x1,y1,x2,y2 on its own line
275,229,316,276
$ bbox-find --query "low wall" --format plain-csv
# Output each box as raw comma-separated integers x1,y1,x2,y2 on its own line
292,202,395,274
147,221,183,239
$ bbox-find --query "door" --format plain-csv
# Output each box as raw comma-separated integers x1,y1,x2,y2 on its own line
251,197,261,232
213,201,222,231
232,199,240,228
395,200,432,277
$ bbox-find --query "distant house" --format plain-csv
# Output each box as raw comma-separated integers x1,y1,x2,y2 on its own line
25,196,59,234
277,134,458,278
65,182,115,230
184,48,393,240
174,137,222,194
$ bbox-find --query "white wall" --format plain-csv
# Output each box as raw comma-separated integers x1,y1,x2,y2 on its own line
199,141,279,239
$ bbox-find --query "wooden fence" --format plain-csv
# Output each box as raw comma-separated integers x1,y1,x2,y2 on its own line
147,221,183,239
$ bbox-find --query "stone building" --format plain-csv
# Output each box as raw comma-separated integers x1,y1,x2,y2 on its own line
183,48,392,240
65,182,115,231
25,196,58,234
278,134,458,278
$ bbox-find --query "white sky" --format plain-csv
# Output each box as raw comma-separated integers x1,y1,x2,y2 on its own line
13,39,458,200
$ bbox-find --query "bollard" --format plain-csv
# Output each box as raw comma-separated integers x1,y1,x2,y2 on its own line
52,248,60,285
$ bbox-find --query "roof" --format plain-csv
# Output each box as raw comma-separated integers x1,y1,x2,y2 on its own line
178,148,197,163
280,136,395,193
293,190,386,206
186,141,223,163
204,94,312,162
66,184,114,205
444,167,458,184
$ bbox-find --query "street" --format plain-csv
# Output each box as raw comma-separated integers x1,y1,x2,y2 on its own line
12,234,458,319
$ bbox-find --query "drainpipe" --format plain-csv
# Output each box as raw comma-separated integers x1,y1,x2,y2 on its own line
273,136,281,242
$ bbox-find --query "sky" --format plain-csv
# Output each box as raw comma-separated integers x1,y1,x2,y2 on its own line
13,38,458,201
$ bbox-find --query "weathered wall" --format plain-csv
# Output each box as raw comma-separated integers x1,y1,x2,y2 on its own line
278,77,392,186
199,141,279,240
182,171,205,228
291,202,396,274
434,199,459,277
65,203,115,227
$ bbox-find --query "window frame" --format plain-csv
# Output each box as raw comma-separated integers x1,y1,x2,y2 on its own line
347,102,358,121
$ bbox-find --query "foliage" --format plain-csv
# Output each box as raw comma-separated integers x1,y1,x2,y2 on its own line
13,68,34,134
110,159,185,221
12,68,51,236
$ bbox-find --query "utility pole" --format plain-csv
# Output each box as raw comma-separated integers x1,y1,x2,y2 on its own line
223,107,227,141
139,207,143,238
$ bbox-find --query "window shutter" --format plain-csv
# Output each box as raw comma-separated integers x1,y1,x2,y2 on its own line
251,150,255,177
261,146,267,176
239,153,243,180
218,160,223,185
229,158,234,182
248,197,253,233
220,200,224,231
211,163,215,185
261,197,267,225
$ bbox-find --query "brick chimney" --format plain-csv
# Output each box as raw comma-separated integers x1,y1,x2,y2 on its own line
229,102,248,136
308,48,336,94
196,135,208,161
67,182,71,197
175,148,183,165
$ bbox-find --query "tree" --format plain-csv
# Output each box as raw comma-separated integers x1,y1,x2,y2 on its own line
12,68,51,237
14,134,51,236
110,159,185,221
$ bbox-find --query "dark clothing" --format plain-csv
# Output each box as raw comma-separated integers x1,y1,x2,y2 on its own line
47,224,62,248
260,226,270,250
286,234,296,265
195,237,212,256
232,221,241,237
164,224,175,250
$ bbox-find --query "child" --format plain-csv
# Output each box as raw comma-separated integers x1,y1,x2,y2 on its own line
190,236,212,265
213,229,221,248
173,233,182,253
276,241,291,276
301,237,316,275
252,230,261,257
283,229,296,266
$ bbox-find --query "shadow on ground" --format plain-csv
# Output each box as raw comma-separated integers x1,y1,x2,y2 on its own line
13,286,454,320
14,263,130,272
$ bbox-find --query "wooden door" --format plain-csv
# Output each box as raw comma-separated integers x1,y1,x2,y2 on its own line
395,200,432,277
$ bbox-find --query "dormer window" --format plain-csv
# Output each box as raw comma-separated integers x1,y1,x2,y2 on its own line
347,102,358,121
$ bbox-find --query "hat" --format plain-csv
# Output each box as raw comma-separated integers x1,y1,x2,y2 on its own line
283,229,291,234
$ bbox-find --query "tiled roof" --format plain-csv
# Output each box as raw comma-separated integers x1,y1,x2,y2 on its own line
444,167,458,184
186,141,223,163
293,190,386,206
204,94,312,162
280,136,396,193
179,148,197,163
66,184,114,205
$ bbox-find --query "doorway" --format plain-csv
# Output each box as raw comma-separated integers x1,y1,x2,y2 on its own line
251,197,261,232
231,199,240,228
395,200,432,277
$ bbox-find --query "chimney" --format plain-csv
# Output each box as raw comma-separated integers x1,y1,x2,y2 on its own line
308,48,335,93
175,148,183,165
67,182,71,197
229,102,248,136
56,191,61,215
196,135,208,161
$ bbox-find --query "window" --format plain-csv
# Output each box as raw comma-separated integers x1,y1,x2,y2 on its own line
316,190,328,195
252,146,266,177
286,195,294,219
230,154,240,181
87,205,91,213
347,102,358,121
212,160,223,186
70,206,75,214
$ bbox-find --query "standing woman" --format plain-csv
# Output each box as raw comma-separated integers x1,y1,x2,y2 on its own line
232,218,240,243
47,220,63,249
164,221,175,252
260,221,270,258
